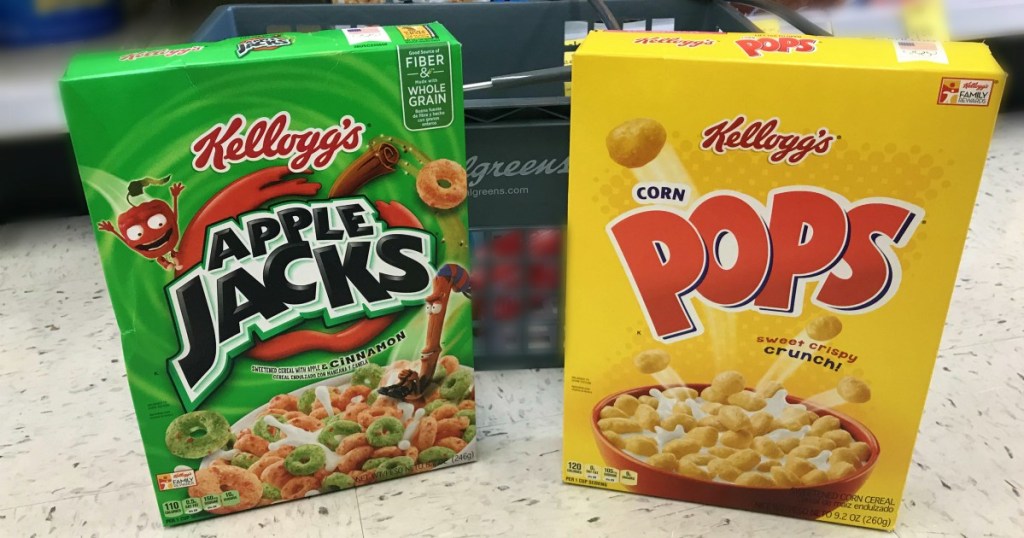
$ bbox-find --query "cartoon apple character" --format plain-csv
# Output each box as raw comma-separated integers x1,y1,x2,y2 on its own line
97,176,185,271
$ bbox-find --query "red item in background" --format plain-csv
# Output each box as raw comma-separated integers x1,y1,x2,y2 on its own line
492,295,522,320
490,230,524,258
528,228,562,258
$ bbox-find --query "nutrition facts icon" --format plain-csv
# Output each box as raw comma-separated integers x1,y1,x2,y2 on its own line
221,490,240,507
161,500,183,518
620,470,638,486
602,467,619,483
585,464,600,481
201,494,221,511
565,460,584,476
183,497,202,515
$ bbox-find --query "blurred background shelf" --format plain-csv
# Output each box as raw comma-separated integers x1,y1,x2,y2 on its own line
2,0,1023,142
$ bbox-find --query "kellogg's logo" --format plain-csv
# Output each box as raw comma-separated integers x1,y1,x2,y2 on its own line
119,46,203,62
236,35,292,58
633,37,715,48
190,112,365,173
701,115,835,165
736,36,817,58
608,188,923,342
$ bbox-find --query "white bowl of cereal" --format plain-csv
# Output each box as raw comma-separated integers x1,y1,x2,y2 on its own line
187,360,476,513
591,379,879,519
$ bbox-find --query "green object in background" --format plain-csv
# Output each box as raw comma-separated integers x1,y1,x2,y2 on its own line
60,24,470,527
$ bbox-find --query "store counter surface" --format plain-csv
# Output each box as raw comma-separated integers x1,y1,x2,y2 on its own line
1,114,1022,537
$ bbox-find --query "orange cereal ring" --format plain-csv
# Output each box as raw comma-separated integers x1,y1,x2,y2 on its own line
281,476,320,500
405,446,419,462
436,417,467,440
282,411,306,421
288,416,322,432
337,445,374,473
372,446,403,458
235,433,270,457
268,394,299,412
416,159,467,210
210,459,231,467
269,445,295,459
440,355,460,375
436,436,468,453
357,407,402,430
260,460,294,489
431,404,460,421
313,468,332,484
344,403,370,421
414,416,438,450
264,408,289,417
338,433,369,454
341,384,372,404
457,400,475,410
248,455,282,478
310,407,341,420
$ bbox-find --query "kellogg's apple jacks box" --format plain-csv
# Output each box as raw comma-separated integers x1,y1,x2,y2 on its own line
61,24,476,526
562,32,1003,530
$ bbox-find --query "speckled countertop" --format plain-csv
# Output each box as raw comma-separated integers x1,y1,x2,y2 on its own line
1,115,1022,537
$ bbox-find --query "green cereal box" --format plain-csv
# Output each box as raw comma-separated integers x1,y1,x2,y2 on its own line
61,24,475,526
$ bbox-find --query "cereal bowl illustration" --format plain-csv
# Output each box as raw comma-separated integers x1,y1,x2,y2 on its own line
168,360,476,512
590,371,879,518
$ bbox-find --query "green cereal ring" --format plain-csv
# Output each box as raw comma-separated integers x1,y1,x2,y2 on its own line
432,366,447,382
418,446,456,466
262,483,281,500
164,410,231,459
377,456,414,479
284,444,327,476
254,414,284,442
352,364,384,388
440,370,472,401
231,452,259,469
367,389,379,405
361,457,388,471
321,473,355,492
298,389,316,414
456,409,476,425
463,425,476,443
318,420,362,451
424,399,452,414
366,417,404,448
224,432,236,450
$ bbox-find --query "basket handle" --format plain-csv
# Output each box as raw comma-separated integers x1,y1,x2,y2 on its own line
723,0,832,37
464,0,832,92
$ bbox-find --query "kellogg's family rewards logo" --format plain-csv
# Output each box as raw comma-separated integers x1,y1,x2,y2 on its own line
236,35,293,58
937,78,995,106
166,198,436,409
700,115,835,164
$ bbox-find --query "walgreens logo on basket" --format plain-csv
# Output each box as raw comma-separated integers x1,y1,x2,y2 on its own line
736,36,817,58
607,187,923,342
700,115,836,164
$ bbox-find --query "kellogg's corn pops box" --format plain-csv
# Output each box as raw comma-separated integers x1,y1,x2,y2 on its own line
562,32,1003,530
61,24,476,526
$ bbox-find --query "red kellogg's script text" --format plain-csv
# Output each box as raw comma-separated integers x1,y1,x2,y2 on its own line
608,188,922,342
701,115,835,165
191,112,365,174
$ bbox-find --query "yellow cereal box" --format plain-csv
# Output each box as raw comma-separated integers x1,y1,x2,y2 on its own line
562,32,1003,530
